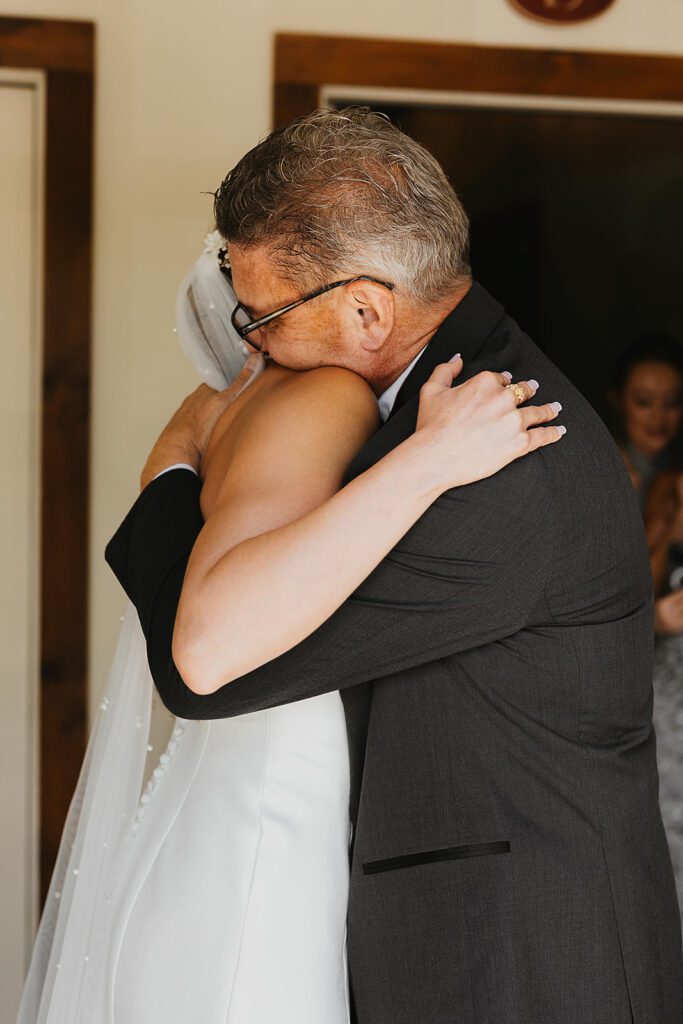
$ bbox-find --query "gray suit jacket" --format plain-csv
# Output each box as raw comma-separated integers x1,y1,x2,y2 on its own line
105,283,683,1023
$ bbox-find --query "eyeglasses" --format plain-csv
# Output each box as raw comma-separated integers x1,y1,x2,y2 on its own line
219,257,394,351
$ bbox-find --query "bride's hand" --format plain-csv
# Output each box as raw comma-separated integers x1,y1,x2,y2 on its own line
413,357,565,495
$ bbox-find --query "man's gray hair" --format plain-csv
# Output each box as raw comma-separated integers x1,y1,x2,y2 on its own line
213,107,471,307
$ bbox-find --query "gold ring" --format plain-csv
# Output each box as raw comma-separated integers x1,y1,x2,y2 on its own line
506,382,527,406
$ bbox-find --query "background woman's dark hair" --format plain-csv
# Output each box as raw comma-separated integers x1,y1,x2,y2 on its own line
612,333,683,394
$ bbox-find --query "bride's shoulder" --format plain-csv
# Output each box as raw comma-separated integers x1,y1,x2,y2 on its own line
202,363,380,513
272,364,378,421
233,363,379,467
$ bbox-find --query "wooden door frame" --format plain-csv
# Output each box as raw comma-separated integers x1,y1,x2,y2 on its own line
0,17,93,899
274,33,683,127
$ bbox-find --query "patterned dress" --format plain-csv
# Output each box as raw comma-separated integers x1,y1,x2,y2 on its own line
653,632,683,916
623,445,683,916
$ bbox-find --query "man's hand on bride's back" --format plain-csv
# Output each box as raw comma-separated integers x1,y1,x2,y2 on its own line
413,357,566,494
139,354,265,490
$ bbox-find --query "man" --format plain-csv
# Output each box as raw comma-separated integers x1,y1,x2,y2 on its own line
105,108,683,1022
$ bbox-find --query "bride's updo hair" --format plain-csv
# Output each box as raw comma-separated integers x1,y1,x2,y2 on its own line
212,106,471,307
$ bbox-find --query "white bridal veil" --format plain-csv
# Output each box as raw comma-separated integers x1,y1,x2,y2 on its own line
16,234,253,1023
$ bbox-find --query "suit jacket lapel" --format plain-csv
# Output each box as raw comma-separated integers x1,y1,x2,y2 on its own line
389,281,505,419
343,282,506,483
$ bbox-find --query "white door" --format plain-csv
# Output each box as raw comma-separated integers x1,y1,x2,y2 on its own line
0,69,44,1022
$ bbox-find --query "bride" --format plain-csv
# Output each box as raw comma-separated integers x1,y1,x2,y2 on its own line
16,232,562,1024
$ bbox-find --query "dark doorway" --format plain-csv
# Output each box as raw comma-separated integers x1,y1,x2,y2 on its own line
330,97,683,422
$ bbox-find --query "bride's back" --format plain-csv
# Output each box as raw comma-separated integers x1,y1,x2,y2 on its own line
199,361,294,515
198,361,379,523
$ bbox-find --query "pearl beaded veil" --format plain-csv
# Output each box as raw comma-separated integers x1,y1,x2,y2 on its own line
16,234,253,1023
175,230,252,389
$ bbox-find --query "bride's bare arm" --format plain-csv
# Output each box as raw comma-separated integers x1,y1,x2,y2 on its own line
173,366,380,690
173,363,563,694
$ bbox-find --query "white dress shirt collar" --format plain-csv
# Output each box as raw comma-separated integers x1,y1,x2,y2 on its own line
377,345,429,422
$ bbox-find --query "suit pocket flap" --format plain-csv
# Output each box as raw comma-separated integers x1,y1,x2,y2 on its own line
362,840,511,875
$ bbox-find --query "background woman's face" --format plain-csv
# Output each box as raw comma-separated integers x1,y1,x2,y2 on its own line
621,361,683,458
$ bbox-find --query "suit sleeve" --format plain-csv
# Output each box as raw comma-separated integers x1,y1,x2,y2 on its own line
105,460,552,720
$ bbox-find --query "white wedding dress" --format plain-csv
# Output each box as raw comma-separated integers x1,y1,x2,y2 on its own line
16,240,353,1024
112,683,352,1022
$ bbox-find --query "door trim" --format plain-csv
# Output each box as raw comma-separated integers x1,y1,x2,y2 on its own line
0,16,94,903
273,33,683,127
0,65,45,975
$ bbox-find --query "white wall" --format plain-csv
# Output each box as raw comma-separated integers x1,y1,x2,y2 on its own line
2,0,682,715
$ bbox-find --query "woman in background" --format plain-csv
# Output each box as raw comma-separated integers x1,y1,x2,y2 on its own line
612,334,683,914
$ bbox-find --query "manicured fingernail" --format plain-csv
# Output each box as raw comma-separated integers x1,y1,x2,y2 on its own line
502,370,512,382
528,379,539,392
550,401,562,413
558,425,567,436
449,353,462,362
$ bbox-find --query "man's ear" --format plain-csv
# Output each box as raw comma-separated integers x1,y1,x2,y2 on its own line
342,280,395,353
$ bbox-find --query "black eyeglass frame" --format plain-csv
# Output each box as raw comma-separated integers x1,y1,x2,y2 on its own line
220,260,395,348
